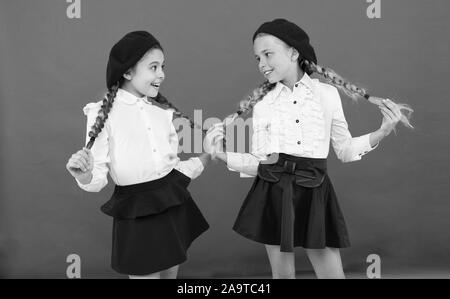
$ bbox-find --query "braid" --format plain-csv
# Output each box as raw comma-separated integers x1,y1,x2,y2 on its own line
222,81,276,126
85,83,119,149
302,60,414,128
211,81,275,152
154,94,205,132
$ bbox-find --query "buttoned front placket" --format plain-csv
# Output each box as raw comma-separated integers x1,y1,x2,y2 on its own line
136,99,163,177
292,82,306,148
275,84,305,151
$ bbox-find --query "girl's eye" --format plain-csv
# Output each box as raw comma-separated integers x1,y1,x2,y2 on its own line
265,52,272,57
162,65,166,70
150,65,157,71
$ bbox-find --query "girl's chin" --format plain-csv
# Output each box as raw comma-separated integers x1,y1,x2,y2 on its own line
264,73,278,83
142,89,159,98
267,77,278,84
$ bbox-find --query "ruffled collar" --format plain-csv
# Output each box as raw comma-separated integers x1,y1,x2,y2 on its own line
268,72,316,104
116,88,152,105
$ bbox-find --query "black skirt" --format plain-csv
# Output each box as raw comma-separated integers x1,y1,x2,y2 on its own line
233,153,350,252
101,169,209,275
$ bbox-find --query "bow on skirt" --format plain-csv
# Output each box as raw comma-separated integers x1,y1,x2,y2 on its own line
257,154,327,252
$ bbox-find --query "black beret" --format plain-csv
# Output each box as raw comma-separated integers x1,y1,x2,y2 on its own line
106,31,161,89
253,19,317,74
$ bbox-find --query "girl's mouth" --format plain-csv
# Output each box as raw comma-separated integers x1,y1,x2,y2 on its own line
263,70,273,76
151,82,161,88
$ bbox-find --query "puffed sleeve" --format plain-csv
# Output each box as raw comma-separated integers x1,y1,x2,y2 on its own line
226,102,270,177
75,102,110,192
168,110,205,180
330,87,378,163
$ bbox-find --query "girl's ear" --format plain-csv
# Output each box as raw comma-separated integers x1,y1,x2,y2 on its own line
123,69,133,81
290,48,300,62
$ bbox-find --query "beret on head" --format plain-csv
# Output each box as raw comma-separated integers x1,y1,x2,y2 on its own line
253,19,317,74
106,31,161,89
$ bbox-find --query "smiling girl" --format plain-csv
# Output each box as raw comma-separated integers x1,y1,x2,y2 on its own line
206,19,412,279
66,31,211,279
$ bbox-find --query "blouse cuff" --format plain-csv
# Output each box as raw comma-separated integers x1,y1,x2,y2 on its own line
355,133,379,159
175,157,204,180
75,169,107,193
226,152,258,177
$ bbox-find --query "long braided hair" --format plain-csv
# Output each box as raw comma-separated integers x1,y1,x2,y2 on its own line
85,82,120,149
153,93,204,132
302,59,414,128
220,59,413,129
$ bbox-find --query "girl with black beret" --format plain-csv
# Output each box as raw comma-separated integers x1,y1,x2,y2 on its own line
66,31,212,278
206,19,413,279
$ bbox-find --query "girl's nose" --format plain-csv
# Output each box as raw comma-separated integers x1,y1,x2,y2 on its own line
258,59,267,72
158,70,165,81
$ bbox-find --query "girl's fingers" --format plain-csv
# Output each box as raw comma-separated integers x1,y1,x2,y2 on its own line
380,109,393,122
383,99,401,118
384,105,401,122
210,125,224,132
73,154,89,167
207,123,224,132
83,148,95,167
70,156,88,171
78,150,89,160
83,148,94,160
68,159,84,172
380,106,395,120
207,128,225,139
212,135,225,144
368,96,385,107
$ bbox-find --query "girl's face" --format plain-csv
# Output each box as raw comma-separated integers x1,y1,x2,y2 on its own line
123,48,165,98
253,34,299,85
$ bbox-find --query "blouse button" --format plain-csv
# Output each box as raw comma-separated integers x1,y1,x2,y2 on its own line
293,101,297,104
297,141,301,145
295,83,299,88
153,149,157,153
296,119,300,123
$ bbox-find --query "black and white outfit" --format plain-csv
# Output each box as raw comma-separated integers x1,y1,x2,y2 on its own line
77,89,209,275
226,73,378,252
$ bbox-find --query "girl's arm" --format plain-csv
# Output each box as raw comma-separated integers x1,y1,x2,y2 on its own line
74,102,110,192
206,103,269,177
331,89,400,163
330,87,379,163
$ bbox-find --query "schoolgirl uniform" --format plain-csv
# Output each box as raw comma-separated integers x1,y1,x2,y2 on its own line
226,72,378,252
77,88,209,275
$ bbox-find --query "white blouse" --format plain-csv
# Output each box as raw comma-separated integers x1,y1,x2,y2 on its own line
76,88,204,192
227,72,378,177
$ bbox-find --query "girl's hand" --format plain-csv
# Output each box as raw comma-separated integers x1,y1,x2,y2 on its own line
378,98,402,136
66,147,94,182
204,124,225,155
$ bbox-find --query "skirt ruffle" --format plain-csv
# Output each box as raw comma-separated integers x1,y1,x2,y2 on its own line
102,169,209,275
